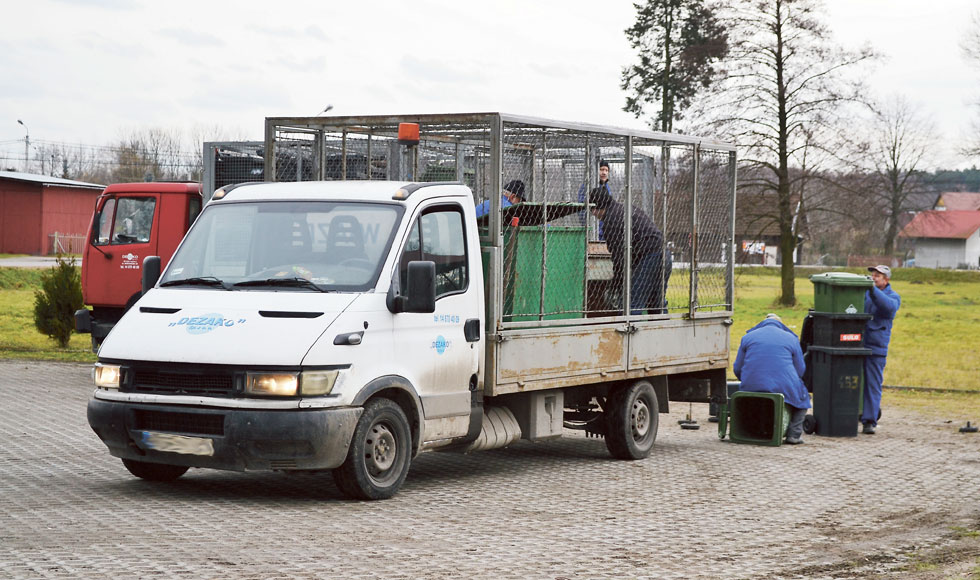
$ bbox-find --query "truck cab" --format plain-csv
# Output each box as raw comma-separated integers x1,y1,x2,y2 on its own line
77,182,202,350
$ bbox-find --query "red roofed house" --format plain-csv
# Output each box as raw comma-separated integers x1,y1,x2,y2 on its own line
0,171,104,255
934,192,980,212
899,210,980,269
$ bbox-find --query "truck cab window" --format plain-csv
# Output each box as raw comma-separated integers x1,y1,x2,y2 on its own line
400,206,468,299
94,198,116,245
111,197,156,245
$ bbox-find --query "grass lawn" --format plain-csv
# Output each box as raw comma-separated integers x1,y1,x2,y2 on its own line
1,264,978,417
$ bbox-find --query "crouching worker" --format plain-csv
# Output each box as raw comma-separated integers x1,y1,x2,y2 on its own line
733,313,811,445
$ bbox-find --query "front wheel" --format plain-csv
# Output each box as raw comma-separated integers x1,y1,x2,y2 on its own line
121,459,189,481
333,398,412,500
604,380,659,460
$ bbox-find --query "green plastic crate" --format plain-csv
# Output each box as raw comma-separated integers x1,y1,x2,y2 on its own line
810,272,873,314
728,391,789,447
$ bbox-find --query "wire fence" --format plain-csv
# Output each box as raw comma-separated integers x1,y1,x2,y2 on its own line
265,114,736,326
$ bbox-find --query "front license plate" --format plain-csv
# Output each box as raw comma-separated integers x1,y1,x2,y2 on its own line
141,431,214,456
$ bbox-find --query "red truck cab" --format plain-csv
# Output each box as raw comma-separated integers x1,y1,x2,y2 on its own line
76,182,203,350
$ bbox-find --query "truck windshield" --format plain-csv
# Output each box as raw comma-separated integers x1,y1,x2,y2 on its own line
160,201,403,292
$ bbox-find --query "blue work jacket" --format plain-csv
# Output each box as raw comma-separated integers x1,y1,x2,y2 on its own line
733,318,811,410
864,283,901,356
474,194,514,219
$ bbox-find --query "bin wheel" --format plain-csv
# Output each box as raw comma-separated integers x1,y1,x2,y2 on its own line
802,414,816,435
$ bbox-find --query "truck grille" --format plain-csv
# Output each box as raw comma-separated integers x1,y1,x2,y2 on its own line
128,369,236,397
134,409,225,436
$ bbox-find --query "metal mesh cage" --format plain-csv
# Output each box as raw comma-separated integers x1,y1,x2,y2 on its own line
265,114,735,327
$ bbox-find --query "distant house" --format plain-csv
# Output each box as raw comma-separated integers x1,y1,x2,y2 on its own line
899,210,980,269
0,171,104,255
933,192,980,212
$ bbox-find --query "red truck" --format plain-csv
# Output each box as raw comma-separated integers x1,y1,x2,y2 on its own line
75,182,203,350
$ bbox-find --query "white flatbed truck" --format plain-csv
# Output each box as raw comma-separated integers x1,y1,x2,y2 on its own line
87,113,737,499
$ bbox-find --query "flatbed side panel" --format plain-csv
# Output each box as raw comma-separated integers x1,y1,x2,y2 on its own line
490,358,727,396
494,323,627,389
628,316,730,371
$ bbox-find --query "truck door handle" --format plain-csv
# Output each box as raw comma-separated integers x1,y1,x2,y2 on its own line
464,318,481,342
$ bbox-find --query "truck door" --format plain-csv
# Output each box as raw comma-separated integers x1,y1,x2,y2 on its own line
392,203,477,440
86,195,158,308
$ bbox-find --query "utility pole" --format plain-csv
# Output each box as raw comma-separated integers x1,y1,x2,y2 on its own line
17,119,29,173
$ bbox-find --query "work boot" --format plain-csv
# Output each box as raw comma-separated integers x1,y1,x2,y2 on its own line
784,436,804,445
862,423,876,435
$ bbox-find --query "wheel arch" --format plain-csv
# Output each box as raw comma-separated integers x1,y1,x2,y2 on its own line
352,375,423,456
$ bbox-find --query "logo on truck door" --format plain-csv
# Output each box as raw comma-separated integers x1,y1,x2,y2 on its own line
431,335,452,354
121,253,140,270
169,312,245,335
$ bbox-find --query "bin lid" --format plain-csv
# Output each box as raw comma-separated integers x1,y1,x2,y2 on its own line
809,311,873,320
807,345,873,355
809,272,874,287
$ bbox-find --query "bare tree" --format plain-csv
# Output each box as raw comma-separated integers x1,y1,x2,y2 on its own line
112,128,193,182
699,0,876,305
622,0,729,133
862,96,939,256
962,11,980,158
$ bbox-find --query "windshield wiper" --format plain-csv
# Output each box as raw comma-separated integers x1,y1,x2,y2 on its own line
233,277,328,292
159,276,231,290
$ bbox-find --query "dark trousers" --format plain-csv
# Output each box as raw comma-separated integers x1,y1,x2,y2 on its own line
862,355,886,426
629,250,672,315
785,404,808,440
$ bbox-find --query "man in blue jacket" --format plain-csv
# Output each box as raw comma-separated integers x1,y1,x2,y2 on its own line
474,180,525,219
733,313,812,444
861,265,901,434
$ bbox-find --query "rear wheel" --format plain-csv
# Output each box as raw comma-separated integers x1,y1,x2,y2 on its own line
121,459,189,481
333,398,412,500
604,381,659,459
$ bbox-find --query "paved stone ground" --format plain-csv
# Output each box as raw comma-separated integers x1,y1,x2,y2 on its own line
1,360,978,579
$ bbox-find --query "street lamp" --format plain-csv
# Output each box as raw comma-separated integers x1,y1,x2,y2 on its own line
17,119,29,173
316,104,334,115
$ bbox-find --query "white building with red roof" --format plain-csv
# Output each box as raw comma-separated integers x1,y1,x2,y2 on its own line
899,210,980,269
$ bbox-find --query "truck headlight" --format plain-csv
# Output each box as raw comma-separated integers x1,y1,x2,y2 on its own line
245,372,299,397
94,363,122,389
244,370,339,397
299,370,339,396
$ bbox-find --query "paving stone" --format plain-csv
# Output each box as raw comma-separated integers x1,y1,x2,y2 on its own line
0,360,977,579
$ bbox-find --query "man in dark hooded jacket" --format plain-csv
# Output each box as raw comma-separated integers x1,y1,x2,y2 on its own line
588,187,671,314
733,313,812,444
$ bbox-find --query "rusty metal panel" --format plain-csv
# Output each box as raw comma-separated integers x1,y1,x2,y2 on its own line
628,316,730,371
494,323,627,390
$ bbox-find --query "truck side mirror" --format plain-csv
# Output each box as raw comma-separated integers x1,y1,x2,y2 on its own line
142,256,161,295
386,261,436,314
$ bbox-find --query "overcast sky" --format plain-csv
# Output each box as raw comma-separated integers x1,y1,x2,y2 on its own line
1,0,978,170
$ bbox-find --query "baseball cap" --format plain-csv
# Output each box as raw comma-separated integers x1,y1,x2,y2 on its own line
867,265,891,278
503,180,526,200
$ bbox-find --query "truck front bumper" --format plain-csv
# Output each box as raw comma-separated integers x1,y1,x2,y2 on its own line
87,397,362,472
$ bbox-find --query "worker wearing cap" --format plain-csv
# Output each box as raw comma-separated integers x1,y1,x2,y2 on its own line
474,179,526,219
578,160,612,240
861,265,901,435
733,313,811,445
